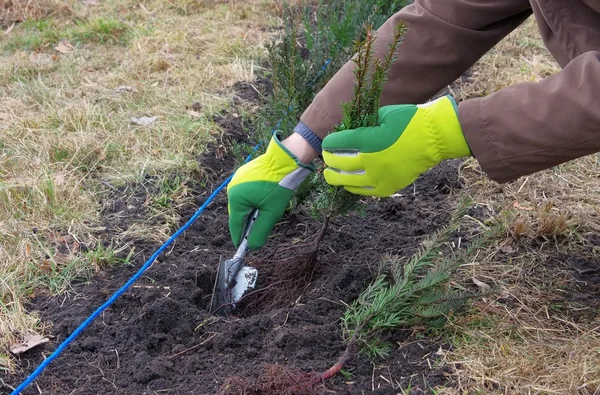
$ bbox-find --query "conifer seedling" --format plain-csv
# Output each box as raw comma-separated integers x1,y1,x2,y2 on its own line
313,197,501,383
300,21,407,261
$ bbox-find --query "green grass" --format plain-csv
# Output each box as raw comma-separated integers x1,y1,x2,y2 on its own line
18,240,134,296
3,17,136,53
149,173,194,209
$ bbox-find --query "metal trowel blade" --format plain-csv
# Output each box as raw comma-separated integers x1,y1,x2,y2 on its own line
209,257,258,316
231,265,258,301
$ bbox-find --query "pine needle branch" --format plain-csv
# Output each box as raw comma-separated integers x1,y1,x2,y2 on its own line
340,197,503,362
308,22,407,223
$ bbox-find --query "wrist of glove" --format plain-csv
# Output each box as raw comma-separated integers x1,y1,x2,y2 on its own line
322,95,471,197
227,133,314,249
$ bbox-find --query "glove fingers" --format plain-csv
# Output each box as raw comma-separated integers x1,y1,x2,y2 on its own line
323,167,373,188
228,200,252,248
246,209,282,250
321,127,369,152
322,150,364,173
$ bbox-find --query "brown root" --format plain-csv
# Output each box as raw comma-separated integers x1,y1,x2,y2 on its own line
218,364,319,395
311,327,361,385
261,364,318,395
218,375,255,395
236,217,330,314
312,342,357,383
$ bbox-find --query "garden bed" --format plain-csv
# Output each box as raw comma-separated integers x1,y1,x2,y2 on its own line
4,78,467,394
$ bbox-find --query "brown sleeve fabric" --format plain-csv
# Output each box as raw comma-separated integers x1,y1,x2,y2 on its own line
299,0,533,139
458,50,600,184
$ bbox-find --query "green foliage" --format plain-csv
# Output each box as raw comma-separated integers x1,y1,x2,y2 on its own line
241,0,413,228
85,242,134,270
3,18,60,52
31,242,133,294
3,17,133,52
340,198,501,362
69,18,131,45
339,369,353,380
251,0,410,153
306,22,407,220
150,173,190,209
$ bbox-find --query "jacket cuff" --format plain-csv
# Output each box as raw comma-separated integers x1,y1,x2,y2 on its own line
458,98,517,184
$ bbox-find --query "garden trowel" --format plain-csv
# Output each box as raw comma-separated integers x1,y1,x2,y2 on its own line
209,209,259,316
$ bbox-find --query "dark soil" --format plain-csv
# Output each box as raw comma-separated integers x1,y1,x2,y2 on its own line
3,84,465,395
548,254,600,324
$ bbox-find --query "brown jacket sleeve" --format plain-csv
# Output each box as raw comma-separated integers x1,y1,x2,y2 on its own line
459,50,600,183
299,0,533,137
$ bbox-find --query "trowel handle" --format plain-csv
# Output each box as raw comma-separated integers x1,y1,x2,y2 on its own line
233,209,259,259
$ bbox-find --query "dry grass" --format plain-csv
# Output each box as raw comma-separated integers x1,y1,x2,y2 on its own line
1,0,279,371
0,0,73,27
429,17,600,395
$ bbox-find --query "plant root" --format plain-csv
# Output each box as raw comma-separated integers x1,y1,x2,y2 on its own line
219,339,360,395
219,364,319,395
236,217,330,314
313,343,357,383
311,332,359,385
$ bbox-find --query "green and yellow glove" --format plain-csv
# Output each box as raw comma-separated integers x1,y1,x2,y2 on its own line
322,95,471,197
227,134,314,249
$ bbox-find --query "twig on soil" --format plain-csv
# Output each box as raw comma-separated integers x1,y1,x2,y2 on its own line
102,376,118,390
168,333,218,359
0,377,16,391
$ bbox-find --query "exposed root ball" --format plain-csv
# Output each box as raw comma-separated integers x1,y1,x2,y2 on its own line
233,217,330,314
236,244,321,314
219,364,319,395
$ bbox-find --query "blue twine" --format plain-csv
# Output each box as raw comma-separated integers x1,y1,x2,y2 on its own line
11,58,331,395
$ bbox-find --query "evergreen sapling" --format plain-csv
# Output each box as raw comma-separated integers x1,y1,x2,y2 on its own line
224,4,410,318
314,198,501,382
299,22,407,262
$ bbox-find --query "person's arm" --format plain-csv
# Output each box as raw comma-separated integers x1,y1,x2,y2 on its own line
291,0,533,161
226,0,535,250
459,50,600,183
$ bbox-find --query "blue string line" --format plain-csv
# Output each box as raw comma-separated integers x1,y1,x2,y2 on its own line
11,58,331,395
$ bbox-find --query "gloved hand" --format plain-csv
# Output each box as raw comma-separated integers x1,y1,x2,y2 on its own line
322,95,471,197
227,133,314,249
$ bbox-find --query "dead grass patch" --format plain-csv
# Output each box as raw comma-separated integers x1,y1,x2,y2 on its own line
0,0,74,27
431,17,600,395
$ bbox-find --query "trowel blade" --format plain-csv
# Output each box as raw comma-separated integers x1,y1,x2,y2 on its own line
231,265,258,302
209,258,258,316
